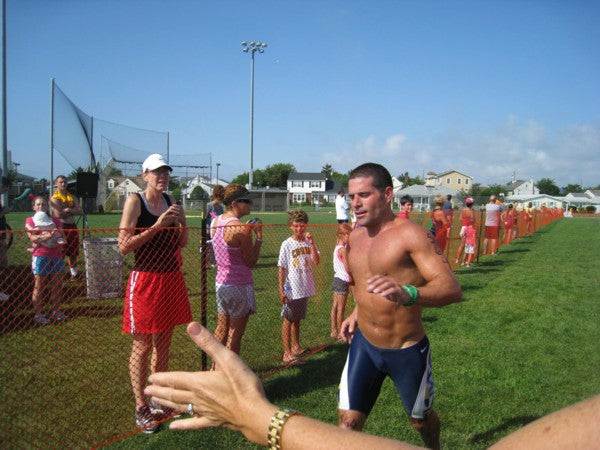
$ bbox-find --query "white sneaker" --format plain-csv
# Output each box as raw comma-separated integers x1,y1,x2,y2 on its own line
34,314,51,325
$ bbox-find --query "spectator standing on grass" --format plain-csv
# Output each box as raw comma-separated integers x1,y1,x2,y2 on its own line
118,153,192,434
25,196,67,325
0,177,11,302
454,197,475,264
335,189,350,223
330,223,352,339
430,194,450,253
396,195,414,219
211,184,262,360
501,204,516,246
204,184,225,266
524,202,534,234
50,175,83,280
461,217,477,267
483,195,502,255
338,163,461,450
442,194,453,220
278,209,320,363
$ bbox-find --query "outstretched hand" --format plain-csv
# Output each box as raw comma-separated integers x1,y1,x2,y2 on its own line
144,322,276,445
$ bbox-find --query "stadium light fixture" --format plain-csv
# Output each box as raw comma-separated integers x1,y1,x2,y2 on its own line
241,40,268,188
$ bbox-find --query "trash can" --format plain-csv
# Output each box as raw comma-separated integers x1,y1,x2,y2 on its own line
83,238,123,299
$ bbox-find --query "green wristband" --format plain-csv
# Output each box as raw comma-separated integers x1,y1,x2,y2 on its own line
401,285,419,306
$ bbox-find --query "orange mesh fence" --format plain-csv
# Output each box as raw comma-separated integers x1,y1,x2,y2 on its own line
0,212,563,447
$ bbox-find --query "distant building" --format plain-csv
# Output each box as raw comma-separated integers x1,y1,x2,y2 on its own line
425,170,473,192
394,185,457,212
506,179,539,196
287,172,343,205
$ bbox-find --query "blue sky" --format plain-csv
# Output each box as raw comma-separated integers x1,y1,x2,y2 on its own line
7,0,600,188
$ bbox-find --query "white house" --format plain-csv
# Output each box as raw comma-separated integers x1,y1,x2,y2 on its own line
506,179,539,196
287,172,344,204
106,176,144,196
394,185,457,212
504,194,565,210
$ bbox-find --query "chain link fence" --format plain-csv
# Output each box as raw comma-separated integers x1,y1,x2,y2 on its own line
0,207,563,447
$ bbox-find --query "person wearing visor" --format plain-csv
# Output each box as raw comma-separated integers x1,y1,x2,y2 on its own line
210,183,262,366
118,153,192,433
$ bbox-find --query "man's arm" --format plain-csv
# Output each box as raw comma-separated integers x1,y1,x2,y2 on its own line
366,224,461,308
407,225,461,306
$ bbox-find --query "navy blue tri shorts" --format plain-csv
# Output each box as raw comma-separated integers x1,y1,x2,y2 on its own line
338,329,434,419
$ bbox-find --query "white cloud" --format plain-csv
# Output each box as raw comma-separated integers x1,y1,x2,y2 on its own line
323,117,599,188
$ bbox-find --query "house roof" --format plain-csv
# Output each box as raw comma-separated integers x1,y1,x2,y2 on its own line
586,189,600,198
568,192,589,198
436,169,472,179
505,194,564,202
288,172,326,181
506,180,529,190
395,184,457,197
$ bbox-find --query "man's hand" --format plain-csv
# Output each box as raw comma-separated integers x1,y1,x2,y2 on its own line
366,274,410,307
339,309,358,343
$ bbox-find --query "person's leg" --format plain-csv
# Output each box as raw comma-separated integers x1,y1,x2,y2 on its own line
331,293,344,337
31,275,45,316
48,272,63,311
338,409,367,431
455,236,465,263
227,315,250,355
152,329,174,374
281,318,293,361
411,410,441,450
213,313,230,347
482,237,489,255
290,320,305,355
336,293,348,337
130,333,152,409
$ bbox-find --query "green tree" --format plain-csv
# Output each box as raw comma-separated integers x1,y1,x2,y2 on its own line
232,163,296,188
321,164,334,179
66,167,85,180
397,171,424,187
537,178,560,196
189,185,207,200
562,184,583,194
107,167,123,177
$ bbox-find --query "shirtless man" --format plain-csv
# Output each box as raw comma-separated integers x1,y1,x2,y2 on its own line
338,163,462,450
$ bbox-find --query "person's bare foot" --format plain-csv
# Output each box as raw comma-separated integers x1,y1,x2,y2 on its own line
283,352,296,363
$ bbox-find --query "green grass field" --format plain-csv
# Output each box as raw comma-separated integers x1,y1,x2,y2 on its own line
104,216,600,449
2,210,598,448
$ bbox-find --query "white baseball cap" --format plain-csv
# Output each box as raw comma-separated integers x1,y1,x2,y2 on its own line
142,154,172,173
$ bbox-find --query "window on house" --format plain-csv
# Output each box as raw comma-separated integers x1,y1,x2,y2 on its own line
465,179,469,185
446,178,451,184
125,180,130,186
293,193,306,203
457,179,461,184
309,181,320,188
292,181,303,188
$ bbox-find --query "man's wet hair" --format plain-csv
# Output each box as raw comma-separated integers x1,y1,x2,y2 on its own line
349,163,393,192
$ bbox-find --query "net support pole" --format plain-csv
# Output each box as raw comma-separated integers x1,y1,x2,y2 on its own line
50,77,55,195
0,0,7,207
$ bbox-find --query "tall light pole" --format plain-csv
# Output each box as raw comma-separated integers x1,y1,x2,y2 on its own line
216,162,221,185
241,41,267,189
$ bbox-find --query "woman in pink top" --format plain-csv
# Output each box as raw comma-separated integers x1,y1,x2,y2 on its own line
25,196,67,325
211,184,263,358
